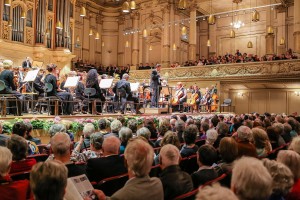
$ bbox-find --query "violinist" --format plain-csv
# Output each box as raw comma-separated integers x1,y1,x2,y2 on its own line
44,64,73,115
0,60,24,116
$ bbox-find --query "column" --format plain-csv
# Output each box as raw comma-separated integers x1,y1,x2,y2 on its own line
162,6,170,67
277,11,286,55
118,17,125,66
189,7,197,61
131,11,139,66
169,3,175,63
294,0,300,53
265,34,275,55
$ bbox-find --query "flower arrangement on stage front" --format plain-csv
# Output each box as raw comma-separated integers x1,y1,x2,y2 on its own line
70,118,99,133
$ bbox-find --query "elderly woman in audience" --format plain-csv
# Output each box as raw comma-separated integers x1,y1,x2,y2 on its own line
0,146,32,200
24,122,41,145
75,123,95,151
235,126,257,158
273,122,290,143
282,123,293,143
287,117,298,138
109,120,122,137
180,125,198,158
175,119,185,143
191,144,219,187
231,157,272,200
119,127,133,154
155,122,171,147
267,126,286,150
98,119,109,135
72,132,104,162
196,184,238,200
127,119,138,136
252,127,272,157
205,129,218,146
277,150,300,199
137,127,155,148
30,161,67,200
262,159,294,200
214,122,229,148
7,135,36,174
144,118,158,139
214,137,238,176
49,123,66,138
289,136,300,154
200,121,209,140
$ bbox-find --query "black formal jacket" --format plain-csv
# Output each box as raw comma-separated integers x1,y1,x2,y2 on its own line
44,74,57,96
22,60,32,68
150,70,161,89
160,165,194,200
113,79,131,98
86,155,127,182
0,70,16,93
87,81,105,101
33,74,45,94
66,162,87,178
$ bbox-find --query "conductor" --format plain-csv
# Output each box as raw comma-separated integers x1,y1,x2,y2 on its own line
150,64,161,108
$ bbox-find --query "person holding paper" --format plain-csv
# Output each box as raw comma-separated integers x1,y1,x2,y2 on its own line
44,64,73,115
86,69,105,114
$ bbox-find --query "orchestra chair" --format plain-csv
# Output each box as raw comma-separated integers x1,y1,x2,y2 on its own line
38,83,63,115
94,173,129,196
0,80,19,117
83,88,96,114
173,188,199,200
220,98,234,113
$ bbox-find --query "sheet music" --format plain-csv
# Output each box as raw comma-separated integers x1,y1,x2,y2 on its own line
100,79,114,89
24,69,39,82
130,82,140,92
64,76,80,87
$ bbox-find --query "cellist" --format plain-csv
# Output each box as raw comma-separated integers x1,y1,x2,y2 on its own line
172,82,187,112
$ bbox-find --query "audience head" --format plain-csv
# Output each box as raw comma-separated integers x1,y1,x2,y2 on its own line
196,184,238,200
160,131,180,149
201,122,209,133
82,123,95,138
183,125,197,145
289,136,300,154
0,146,12,177
158,123,170,137
24,122,33,138
119,127,133,143
12,122,27,137
30,161,68,200
272,123,284,135
110,120,122,134
277,150,300,180
206,129,218,145
117,115,125,125
197,144,218,167
231,157,272,200
179,114,187,122
262,159,294,197
159,144,180,169
219,137,238,163
98,119,107,130
210,116,220,128
127,119,138,133
102,136,121,156
216,122,229,136
175,119,185,132
7,135,28,161
252,127,269,149
49,124,66,137
237,125,253,142
90,132,104,151
136,127,151,140
125,138,154,177
50,132,71,157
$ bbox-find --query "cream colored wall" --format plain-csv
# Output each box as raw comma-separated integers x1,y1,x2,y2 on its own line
229,89,300,115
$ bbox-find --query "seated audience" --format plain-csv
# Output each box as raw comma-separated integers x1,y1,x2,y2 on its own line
200,121,209,140
0,146,32,200
214,137,238,176
180,125,198,158
87,136,127,182
7,135,36,174
144,119,158,139
108,120,122,137
136,127,155,148
75,123,95,151
98,119,109,135
72,132,104,162
283,123,293,143
191,145,219,187
159,144,193,199
262,159,294,200
119,127,133,154
155,123,171,147
277,150,300,199
214,122,229,148
273,122,291,143
24,122,41,145
0,122,9,146
289,136,300,155
49,123,67,138
30,161,67,200
205,129,218,146
175,119,185,143
235,126,257,158
127,119,138,136
196,183,238,200
92,138,164,199
252,127,272,157
51,132,86,177
231,157,272,200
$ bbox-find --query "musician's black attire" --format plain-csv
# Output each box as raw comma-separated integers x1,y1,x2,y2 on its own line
86,81,105,113
0,70,24,115
33,74,45,95
44,74,73,115
75,81,85,100
150,70,161,108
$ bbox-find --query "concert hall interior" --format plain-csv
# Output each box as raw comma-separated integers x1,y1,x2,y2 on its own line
0,0,299,116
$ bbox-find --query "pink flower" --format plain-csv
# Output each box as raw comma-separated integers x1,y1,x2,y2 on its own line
24,119,30,123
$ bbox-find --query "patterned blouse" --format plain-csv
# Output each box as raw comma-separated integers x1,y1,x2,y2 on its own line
71,150,102,163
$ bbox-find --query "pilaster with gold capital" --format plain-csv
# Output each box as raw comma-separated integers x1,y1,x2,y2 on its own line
266,34,275,55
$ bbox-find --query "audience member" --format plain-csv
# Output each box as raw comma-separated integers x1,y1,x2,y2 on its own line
289,136,300,155
235,126,257,158
24,122,41,145
200,121,209,140
144,119,158,139
252,127,272,157
136,127,155,147
98,119,109,135
175,119,185,143
0,122,9,146
180,125,198,158
196,183,238,200
214,122,229,148
119,127,133,154
205,129,218,146
75,123,95,151
127,119,138,136
109,120,122,137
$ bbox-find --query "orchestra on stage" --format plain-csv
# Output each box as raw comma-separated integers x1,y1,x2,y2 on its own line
0,59,219,116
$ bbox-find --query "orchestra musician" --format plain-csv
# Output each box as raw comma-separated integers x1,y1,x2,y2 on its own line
150,64,162,108
113,73,132,114
44,64,73,115
172,82,187,112
85,69,105,115
0,60,24,116
188,85,202,112
22,57,32,69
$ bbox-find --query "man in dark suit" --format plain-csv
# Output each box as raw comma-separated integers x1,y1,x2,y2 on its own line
22,57,32,69
150,64,161,108
86,136,127,182
113,73,131,114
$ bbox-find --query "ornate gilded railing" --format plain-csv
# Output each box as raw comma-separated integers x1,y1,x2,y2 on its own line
129,59,300,82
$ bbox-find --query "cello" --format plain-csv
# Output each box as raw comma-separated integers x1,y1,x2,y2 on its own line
211,92,219,112
171,89,183,105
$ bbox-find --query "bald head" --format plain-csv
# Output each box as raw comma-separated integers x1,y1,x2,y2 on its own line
160,144,180,169
102,136,121,156
50,132,71,156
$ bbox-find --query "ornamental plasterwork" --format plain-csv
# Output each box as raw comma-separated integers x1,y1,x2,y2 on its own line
1,23,9,40
129,60,300,81
25,28,33,45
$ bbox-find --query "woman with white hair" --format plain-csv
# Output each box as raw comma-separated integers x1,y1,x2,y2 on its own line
119,127,133,154
0,146,32,199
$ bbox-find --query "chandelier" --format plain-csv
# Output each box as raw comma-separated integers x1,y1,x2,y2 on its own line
230,20,244,29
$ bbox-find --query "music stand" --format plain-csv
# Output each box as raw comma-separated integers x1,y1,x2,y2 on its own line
64,76,80,88
22,69,40,113
100,79,114,112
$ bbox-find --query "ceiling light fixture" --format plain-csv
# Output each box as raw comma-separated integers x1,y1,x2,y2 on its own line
80,7,86,17
56,21,63,29
4,0,11,6
122,1,130,13
178,0,187,10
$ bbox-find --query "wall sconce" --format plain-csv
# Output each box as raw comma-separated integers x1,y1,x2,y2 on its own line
295,91,300,96
107,50,112,54
238,92,244,97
